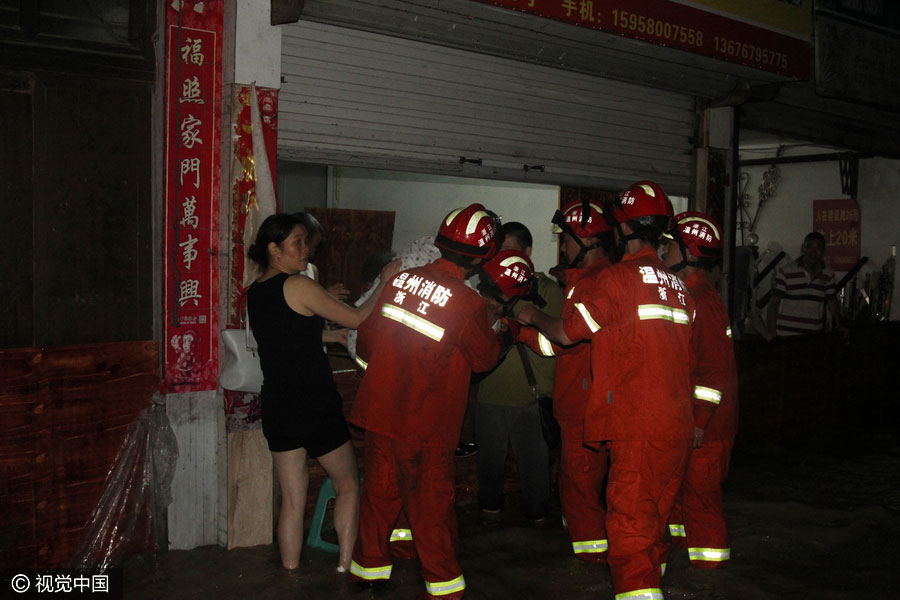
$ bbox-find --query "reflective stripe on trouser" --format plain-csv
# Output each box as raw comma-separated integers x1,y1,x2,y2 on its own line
425,574,466,596
693,385,721,405
558,417,609,558
351,433,400,584
389,514,418,560
615,588,664,600
389,527,417,560
606,439,690,596
350,561,392,581
673,438,733,568
688,547,730,562
573,539,609,555
390,528,413,543
351,432,464,599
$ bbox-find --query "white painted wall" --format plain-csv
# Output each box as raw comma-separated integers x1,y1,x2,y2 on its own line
232,0,281,88
331,167,563,274
740,156,900,320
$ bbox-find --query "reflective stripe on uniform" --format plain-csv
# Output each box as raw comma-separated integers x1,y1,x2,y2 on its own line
567,287,575,299
693,385,722,405
354,355,368,370
668,523,686,537
688,547,731,562
382,304,445,341
575,302,601,333
424,574,466,596
538,333,556,357
637,304,690,325
350,560,392,580
660,562,666,576
390,528,413,543
615,588,663,600
725,326,733,338
573,539,608,554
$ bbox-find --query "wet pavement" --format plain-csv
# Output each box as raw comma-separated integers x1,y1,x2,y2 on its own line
122,434,900,599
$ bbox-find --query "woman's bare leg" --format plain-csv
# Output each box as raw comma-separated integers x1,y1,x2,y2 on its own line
317,441,360,571
272,448,309,570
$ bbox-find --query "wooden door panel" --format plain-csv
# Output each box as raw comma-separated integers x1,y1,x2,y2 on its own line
304,208,395,304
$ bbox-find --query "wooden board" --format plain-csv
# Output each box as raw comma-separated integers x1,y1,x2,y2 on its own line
0,341,158,568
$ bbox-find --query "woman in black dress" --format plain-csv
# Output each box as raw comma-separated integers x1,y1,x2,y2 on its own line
246,213,397,572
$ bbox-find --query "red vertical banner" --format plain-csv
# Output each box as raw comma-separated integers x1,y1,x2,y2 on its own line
813,199,861,272
163,2,223,392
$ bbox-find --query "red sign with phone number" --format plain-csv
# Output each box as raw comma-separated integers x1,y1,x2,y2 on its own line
472,0,810,79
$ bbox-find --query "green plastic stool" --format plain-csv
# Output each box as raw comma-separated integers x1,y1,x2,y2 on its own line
306,477,340,553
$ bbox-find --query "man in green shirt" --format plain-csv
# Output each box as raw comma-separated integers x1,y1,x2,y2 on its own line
475,222,565,524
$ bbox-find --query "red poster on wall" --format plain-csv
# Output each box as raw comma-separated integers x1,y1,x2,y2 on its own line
813,199,861,272
163,2,223,392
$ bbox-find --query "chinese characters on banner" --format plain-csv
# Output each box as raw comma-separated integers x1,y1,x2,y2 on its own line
163,3,223,392
813,199,861,272
471,0,811,78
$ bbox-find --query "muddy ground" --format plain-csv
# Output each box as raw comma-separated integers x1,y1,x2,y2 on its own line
122,434,900,599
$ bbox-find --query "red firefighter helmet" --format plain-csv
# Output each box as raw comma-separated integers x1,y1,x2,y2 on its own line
673,211,723,259
611,180,673,225
435,203,499,258
551,200,611,238
481,249,535,299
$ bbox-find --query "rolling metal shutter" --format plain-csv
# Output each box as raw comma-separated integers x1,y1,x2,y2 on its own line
279,20,696,194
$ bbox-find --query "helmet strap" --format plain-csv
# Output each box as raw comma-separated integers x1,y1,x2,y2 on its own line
570,239,605,268
667,236,691,273
580,196,591,229
613,223,641,262
553,210,605,268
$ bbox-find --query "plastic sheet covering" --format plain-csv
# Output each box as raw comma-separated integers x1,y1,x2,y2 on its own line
347,236,439,359
68,393,179,571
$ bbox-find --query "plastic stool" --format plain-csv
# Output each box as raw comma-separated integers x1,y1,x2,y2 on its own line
306,477,340,553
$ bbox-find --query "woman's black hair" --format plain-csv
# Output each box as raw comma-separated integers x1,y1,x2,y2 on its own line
247,213,303,269
294,212,324,239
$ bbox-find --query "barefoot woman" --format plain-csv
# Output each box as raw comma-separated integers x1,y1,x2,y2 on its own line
247,213,397,572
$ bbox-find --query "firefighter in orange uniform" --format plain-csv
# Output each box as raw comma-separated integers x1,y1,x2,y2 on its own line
516,198,614,562
518,181,695,600
349,203,501,600
662,212,739,569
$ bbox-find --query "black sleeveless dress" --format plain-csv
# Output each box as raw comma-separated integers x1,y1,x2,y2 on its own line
247,273,350,455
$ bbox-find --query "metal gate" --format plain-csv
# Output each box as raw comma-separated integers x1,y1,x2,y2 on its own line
279,20,696,194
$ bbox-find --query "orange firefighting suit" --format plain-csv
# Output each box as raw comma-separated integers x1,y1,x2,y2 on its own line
667,269,739,568
349,258,500,600
519,257,612,562
559,247,695,600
